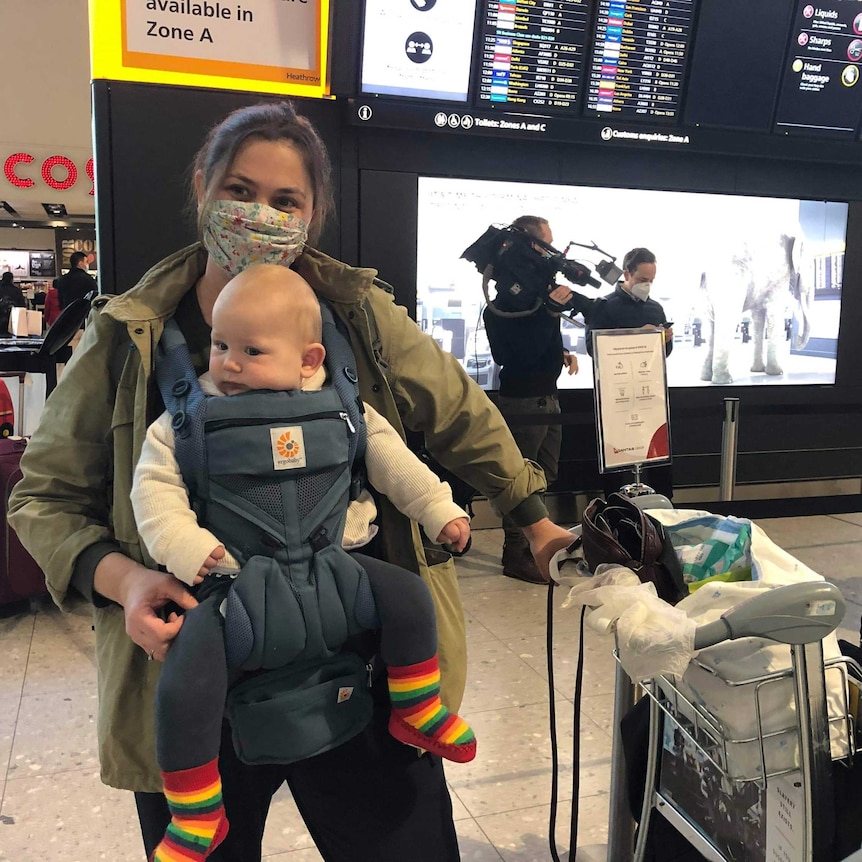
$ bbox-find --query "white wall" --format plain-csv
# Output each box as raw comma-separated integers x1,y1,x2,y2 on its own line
0,228,55,250
0,0,93,220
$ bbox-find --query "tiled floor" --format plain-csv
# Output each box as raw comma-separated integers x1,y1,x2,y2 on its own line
2,516,862,860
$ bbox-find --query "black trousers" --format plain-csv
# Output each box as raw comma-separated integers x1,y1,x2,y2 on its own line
138,675,460,861
496,393,561,547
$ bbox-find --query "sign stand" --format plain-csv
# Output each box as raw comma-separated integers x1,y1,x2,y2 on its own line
592,328,671,493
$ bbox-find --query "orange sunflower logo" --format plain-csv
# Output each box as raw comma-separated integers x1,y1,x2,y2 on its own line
276,430,301,460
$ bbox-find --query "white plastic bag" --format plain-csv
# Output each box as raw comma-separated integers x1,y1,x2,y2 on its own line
616,595,697,681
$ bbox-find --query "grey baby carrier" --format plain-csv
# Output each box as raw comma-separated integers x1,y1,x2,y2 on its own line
155,301,379,764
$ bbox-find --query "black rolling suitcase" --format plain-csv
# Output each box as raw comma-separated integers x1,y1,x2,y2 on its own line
0,438,47,606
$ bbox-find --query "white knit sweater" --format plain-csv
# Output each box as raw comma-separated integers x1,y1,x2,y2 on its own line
130,369,468,585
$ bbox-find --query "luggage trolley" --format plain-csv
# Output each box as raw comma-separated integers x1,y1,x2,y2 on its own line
615,580,860,862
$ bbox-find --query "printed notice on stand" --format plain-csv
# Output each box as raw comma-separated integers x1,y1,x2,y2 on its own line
765,772,804,862
593,328,670,471
90,0,329,96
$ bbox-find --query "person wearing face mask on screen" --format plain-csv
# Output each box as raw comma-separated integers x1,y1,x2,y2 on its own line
583,247,675,501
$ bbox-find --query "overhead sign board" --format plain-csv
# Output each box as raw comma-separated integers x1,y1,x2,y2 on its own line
90,0,330,97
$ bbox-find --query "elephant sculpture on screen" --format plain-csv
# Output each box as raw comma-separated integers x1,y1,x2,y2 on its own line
699,233,811,385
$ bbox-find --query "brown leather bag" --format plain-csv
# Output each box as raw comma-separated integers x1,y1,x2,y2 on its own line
580,493,687,605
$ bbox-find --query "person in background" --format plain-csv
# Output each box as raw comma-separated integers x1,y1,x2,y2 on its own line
8,100,574,862
483,215,578,584
43,284,61,328
584,247,672,358
0,271,26,308
54,251,97,309
584,247,674,500
0,271,27,334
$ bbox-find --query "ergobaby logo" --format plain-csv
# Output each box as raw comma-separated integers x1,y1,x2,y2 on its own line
270,426,306,470
337,686,354,703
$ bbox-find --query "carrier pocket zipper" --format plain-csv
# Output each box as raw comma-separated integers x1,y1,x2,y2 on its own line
205,411,349,433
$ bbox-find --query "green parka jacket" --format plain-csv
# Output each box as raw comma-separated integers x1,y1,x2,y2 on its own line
8,244,547,791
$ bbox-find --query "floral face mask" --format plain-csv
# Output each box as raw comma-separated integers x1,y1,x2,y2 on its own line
202,200,308,276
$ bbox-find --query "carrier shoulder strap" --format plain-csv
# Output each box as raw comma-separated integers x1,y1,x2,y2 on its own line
154,318,208,512
319,299,366,499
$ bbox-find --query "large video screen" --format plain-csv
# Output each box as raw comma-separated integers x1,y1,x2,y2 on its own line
416,177,847,390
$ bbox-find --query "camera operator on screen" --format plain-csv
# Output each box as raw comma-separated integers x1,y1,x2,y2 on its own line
483,216,578,584
584,247,675,501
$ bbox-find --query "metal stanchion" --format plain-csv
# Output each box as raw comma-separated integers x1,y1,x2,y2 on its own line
719,397,740,502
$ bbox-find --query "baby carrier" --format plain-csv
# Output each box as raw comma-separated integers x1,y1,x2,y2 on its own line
154,301,380,764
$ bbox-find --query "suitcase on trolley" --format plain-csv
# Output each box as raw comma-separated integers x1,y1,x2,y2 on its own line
0,437,46,605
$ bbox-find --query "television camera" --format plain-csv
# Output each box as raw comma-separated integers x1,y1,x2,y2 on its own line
461,223,622,317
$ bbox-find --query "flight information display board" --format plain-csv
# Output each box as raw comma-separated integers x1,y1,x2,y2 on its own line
476,0,590,111
774,0,862,137
585,0,697,121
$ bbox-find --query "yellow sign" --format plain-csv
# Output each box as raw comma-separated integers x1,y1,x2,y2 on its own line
90,0,330,97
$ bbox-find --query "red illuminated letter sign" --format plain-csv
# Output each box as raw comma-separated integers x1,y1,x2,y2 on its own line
4,153,35,189
42,155,78,191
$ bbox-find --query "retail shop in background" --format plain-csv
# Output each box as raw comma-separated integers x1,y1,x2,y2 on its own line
0,228,97,312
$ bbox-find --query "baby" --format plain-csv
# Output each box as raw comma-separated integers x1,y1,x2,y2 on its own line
131,264,475,862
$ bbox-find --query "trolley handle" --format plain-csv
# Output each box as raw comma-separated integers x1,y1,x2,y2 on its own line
693,581,845,650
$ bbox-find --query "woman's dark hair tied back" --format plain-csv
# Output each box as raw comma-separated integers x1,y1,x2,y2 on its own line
190,100,334,245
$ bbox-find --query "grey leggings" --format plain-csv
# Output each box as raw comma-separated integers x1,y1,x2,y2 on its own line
154,552,437,772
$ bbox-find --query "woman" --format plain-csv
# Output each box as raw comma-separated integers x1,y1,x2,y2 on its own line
8,101,573,862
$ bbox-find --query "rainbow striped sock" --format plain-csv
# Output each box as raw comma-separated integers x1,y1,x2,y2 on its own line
151,758,229,862
387,656,476,763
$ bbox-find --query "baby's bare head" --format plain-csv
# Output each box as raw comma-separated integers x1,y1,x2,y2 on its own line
213,264,322,345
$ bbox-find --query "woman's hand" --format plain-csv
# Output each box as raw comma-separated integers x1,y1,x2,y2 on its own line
94,552,198,662
522,518,577,582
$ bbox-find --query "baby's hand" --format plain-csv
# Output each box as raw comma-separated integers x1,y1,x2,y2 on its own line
195,545,226,584
436,518,471,553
